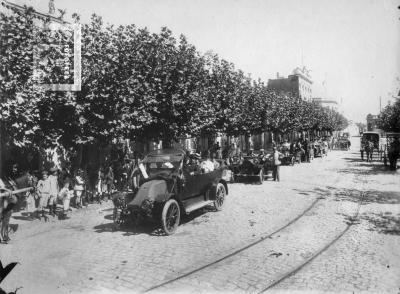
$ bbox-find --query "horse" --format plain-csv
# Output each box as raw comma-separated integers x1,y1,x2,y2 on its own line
0,172,34,244
364,141,374,162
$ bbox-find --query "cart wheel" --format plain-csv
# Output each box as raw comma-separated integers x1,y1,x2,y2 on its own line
161,199,180,235
258,169,264,185
214,183,226,211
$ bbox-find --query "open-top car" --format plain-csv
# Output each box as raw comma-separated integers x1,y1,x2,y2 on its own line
230,152,273,183
112,149,228,235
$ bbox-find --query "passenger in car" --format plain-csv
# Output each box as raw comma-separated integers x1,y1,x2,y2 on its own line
210,153,220,169
200,151,215,173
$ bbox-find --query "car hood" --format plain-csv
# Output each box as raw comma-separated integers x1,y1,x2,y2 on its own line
128,179,168,207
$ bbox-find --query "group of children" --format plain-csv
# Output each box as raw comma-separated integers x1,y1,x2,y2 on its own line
34,167,85,220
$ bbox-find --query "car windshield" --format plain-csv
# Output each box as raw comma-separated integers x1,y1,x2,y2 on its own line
142,154,183,179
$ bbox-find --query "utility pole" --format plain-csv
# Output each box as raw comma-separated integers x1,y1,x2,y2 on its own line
379,96,382,112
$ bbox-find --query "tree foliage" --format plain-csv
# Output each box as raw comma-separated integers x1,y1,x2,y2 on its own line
0,6,349,155
378,100,400,132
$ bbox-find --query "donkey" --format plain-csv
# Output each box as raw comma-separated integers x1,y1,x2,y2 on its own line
0,172,34,244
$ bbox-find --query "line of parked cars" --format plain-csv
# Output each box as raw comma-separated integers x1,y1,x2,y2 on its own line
111,142,326,235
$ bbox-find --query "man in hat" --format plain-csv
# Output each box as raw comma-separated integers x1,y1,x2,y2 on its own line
48,167,59,216
271,146,283,182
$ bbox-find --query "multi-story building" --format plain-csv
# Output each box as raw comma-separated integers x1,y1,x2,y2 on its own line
366,114,380,132
267,67,313,101
312,98,338,111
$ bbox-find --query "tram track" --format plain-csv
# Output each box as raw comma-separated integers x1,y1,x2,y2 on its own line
256,163,368,292
144,196,323,293
144,154,365,293
258,190,367,293
144,166,345,293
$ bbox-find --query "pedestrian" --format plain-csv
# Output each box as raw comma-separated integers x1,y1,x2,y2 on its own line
304,139,310,162
388,137,400,170
271,146,283,182
105,165,114,200
95,166,105,202
57,180,73,219
36,170,51,220
74,169,85,208
48,167,59,217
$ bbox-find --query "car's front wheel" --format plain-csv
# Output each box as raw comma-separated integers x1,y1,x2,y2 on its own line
161,199,180,235
214,183,226,211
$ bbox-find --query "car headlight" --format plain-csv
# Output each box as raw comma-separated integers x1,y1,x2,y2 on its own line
141,199,154,211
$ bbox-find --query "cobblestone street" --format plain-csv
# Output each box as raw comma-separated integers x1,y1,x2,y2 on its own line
1,138,399,294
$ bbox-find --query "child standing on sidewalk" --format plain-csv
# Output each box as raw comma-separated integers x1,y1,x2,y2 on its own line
74,169,85,208
36,171,51,220
58,180,73,219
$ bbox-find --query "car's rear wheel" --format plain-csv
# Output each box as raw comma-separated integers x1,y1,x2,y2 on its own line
161,199,180,235
214,183,226,211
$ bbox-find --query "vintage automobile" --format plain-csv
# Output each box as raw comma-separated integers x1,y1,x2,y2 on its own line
112,149,228,235
279,145,295,165
313,142,323,157
333,136,351,151
230,152,273,183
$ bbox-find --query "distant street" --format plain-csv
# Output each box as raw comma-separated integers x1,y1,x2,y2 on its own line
1,136,399,294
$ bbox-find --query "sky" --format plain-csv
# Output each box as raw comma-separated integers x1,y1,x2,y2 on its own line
10,0,400,123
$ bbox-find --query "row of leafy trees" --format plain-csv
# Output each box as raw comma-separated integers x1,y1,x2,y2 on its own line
378,99,400,132
0,7,348,160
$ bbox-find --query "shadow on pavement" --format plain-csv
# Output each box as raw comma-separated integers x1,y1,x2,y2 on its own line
360,212,400,235
12,212,35,221
293,187,331,198
333,189,400,205
295,186,400,205
94,205,215,236
342,157,364,163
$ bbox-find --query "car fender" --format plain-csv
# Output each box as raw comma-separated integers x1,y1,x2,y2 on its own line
128,180,169,207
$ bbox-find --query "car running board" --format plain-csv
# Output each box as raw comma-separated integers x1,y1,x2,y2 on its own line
184,200,214,214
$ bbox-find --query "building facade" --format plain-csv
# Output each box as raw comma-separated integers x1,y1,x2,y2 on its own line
267,67,313,101
312,98,339,111
366,114,380,132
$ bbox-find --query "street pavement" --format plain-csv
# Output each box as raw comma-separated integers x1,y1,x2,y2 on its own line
0,137,399,294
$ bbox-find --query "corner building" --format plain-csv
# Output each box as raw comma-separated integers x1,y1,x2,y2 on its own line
267,67,313,101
